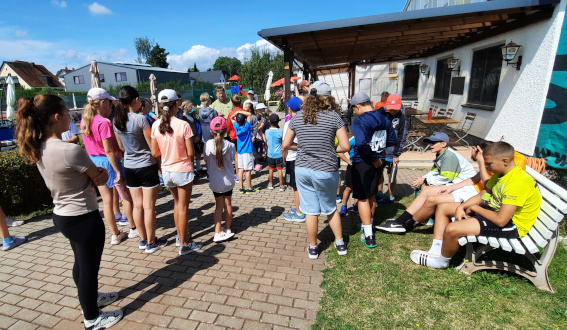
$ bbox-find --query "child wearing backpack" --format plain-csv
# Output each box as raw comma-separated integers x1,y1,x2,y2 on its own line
203,117,237,242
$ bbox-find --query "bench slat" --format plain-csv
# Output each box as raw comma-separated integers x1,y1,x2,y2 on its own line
527,166,567,205
540,199,564,222
521,235,540,254
509,238,526,255
488,237,500,248
528,227,548,248
538,210,558,230
539,184,567,215
498,238,513,252
458,237,467,246
466,235,477,243
533,219,553,239
478,236,488,244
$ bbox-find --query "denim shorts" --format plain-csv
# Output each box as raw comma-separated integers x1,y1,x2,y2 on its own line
295,166,339,215
162,170,194,188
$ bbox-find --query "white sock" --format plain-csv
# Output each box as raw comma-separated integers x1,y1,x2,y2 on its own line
362,225,373,237
335,238,344,246
429,239,443,255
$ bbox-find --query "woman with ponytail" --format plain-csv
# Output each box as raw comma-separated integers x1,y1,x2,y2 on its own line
150,89,202,255
81,88,131,245
15,95,123,329
203,116,236,242
113,86,164,253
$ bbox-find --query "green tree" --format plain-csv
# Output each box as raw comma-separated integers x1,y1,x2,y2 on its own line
239,48,284,101
134,37,154,63
147,44,169,68
187,62,199,72
212,56,242,78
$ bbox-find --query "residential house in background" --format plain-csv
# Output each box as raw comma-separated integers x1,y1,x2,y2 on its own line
55,67,74,87
0,61,64,90
188,71,226,86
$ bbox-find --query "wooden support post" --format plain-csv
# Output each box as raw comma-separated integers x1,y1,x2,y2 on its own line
283,38,294,105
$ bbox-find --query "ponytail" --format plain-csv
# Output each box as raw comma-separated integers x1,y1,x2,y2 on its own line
158,100,176,135
114,86,140,131
15,95,67,164
212,129,227,170
81,101,101,135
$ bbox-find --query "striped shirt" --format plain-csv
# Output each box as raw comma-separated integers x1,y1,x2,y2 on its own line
288,110,344,172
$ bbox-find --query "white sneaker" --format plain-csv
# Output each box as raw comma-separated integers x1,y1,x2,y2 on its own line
97,292,119,308
128,228,139,239
84,309,123,329
279,186,285,192
5,217,23,227
110,232,128,245
268,184,274,190
213,231,235,242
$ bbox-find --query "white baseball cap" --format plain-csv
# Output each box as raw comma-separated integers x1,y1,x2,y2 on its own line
256,103,267,110
158,89,179,103
87,88,116,102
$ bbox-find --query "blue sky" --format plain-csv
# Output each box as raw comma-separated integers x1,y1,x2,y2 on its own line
0,1,407,73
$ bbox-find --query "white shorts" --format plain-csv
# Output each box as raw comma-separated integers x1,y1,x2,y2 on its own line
451,184,478,203
162,170,194,188
238,152,254,170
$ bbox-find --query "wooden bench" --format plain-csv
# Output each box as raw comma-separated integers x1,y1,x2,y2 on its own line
456,166,567,292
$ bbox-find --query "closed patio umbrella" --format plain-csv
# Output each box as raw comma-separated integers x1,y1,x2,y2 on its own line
264,70,273,103
6,75,16,120
90,60,101,88
149,74,159,114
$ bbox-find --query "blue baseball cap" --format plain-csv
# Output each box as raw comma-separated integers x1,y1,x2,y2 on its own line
424,132,449,144
285,96,302,111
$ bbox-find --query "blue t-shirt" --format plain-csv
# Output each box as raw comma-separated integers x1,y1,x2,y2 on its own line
348,136,355,160
265,128,283,159
234,121,253,154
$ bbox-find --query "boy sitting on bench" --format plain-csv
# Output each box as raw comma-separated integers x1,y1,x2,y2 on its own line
410,141,542,269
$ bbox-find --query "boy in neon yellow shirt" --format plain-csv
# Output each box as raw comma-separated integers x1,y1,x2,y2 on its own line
410,141,541,269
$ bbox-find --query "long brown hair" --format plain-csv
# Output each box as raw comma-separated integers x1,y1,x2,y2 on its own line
158,99,177,135
212,128,227,170
15,95,67,164
302,92,339,125
114,86,139,131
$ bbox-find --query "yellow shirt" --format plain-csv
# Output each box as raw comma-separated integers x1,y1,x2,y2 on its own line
485,166,542,237
475,151,526,192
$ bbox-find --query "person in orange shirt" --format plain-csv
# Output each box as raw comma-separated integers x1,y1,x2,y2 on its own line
374,91,389,110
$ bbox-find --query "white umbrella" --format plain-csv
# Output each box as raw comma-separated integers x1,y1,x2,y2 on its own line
264,70,273,103
90,60,101,88
6,75,16,120
149,74,158,114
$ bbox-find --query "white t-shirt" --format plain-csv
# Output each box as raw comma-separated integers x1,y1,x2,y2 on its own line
61,122,80,141
204,139,236,193
282,120,298,161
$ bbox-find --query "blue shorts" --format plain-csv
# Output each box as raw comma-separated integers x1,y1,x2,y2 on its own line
89,155,125,188
295,166,339,215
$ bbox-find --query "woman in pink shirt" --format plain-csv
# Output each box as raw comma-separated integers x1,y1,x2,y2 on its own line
81,88,132,245
151,89,203,255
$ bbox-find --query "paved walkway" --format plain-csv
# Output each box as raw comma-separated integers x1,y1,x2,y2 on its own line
0,166,428,329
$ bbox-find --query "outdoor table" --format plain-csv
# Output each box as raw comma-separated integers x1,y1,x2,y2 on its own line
404,108,429,130
420,116,460,134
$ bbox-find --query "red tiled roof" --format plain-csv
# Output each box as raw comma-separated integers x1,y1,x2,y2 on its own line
5,61,64,88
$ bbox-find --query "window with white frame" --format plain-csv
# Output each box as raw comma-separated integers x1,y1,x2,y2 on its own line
73,75,85,84
115,72,127,82
468,44,504,107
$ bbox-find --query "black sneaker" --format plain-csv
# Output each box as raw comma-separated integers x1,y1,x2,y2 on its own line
360,233,377,248
375,219,407,234
239,188,246,194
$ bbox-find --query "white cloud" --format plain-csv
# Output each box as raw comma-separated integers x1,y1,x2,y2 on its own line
167,39,281,72
14,30,27,37
0,39,53,60
88,2,112,15
51,0,67,8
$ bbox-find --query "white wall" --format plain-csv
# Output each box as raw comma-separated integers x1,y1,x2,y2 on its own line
318,72,350,110
355,0,566,155
64,64,138,92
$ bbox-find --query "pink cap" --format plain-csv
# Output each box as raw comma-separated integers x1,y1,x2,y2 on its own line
385,94,402,111
210,116,227,130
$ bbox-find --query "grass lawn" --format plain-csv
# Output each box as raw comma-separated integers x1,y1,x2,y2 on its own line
314,195,567,329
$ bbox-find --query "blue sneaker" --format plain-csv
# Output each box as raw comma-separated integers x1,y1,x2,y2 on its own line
117,218,129,226
145,238,167,254
336,195,342,203
2,236,27,251
283,212,305,223
307,245,319,259
290,208,297,214
334,242,347,255
339,205,347,216
234,175,239,182
139,240,148,250
179,241,203,255
376,195,394,204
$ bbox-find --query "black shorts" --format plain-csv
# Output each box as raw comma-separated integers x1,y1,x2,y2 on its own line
474,216,519,239
194,140,204,154
213,190,234,198
124,163,160,189
285,160,296,189
344,164,353,189
352,161,381,200
378,160,397,182
268,157,284,170
337,157,341,169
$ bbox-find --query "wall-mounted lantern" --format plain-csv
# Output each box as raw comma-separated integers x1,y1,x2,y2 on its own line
501,41,522,70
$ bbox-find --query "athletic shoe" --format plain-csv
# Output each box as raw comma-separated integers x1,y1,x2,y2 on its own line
2,236,26,251
179,241,203,255
426,218,435,226
145,238,167,254
97,292,119,308
254,164,262,171
239,188,246,194
138,240,148,250
279,186,285,192
223,228,233,235
175,235,181,247
213,231,235,242
290,208,297,214
283,212,305,223
339,205,347,216
84,309,123,330
110,232,128,245
336,195,342,203
234,175,239,182
128,228,139,239
352,204,358,214
6,217,23,227
307,245,319,259
246,188,259,194
268,184,274,190
334,242,348,255
376,195,394,204
159,176,165,187
360,233,377,248
114,214,121,221
375,219,407,234
116,218,129,226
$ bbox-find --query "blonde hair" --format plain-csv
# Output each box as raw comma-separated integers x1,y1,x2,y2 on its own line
81,100,103,136
200,93,210,102
181,100,194,115
231,94,241,107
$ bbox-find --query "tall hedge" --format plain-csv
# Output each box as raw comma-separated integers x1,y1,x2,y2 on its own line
0,150,52,215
